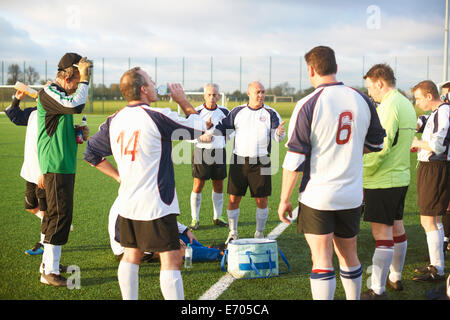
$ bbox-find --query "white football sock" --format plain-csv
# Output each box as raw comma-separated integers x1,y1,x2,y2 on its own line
339,265,362,300
160,270,184,300
35,211,44,220
370,241,394,295
389,234,407,282
212,191,223,220
310,268,336,300
190,192,201,221
42,243,62,275
426,230,445,275
227,208,240,233
40,233,45,245
118,261,139,300
255,207,269,233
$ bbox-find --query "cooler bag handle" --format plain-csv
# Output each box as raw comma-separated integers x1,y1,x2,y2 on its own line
245,249,274,278
278,247,290,274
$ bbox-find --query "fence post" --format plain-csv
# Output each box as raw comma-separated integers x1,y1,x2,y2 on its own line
269,56,272,90
239,56,242,93
210,56,213,83
102,57,105,114
182,56,185,87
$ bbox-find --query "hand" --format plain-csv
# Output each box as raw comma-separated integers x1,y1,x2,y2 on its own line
278,200,293,224
167,83,188,105
15,90,26,100
185,229,198,244
277,121,286,136
198,132,213,143
206,117,213,130
179,239,187,256
77,57,93,82
82,125,90,141
37,174,45,190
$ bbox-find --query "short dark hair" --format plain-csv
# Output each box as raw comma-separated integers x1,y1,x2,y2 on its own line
411,80,440,100
363,64,396,87
304,46,337,76
120,67,148,101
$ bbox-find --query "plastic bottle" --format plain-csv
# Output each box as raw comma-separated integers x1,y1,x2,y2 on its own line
14,81,38,99
184,244,193,269
157,84,168,95
76,116,87,144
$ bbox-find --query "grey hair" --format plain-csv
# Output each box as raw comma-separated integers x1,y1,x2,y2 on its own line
204,83,219,93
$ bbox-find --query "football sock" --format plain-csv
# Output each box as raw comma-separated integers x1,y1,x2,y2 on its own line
40,233,45,245
35,211,44,220
310,268,336,300
227,208,240,233
339,264,362,300
255,207,269,233
42,243,62,275
212,191,223,220
426,230,445,275
371,240,394,295
190,192,201,221
389,233,407,282
118,261,139,300
160,270,184,300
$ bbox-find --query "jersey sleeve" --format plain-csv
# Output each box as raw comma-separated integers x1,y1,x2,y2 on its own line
268,108,285,142
429,106,450,155
144,108,206,141
5,98,36,126
83,116,113,166
363,97,386,152
282,99,314,172
213,106,243,136
416,115,429,133
39,82,89,115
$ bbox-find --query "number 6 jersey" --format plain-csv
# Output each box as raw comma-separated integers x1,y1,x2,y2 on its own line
282,82,386,211
84,103,206,221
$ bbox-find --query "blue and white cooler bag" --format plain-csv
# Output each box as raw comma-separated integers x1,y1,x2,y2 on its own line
221,238,290,279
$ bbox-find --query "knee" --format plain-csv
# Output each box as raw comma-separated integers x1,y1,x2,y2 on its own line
255,198,268,208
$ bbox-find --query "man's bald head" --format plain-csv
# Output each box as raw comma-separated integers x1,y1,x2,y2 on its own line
247,81,265,108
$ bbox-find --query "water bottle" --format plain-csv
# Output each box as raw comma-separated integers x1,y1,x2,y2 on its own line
157,84,168,95
14,81,38,99
76,115,87,144
184,244,193,269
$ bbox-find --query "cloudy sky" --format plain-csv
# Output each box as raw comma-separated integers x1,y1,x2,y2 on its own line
0,0,448,92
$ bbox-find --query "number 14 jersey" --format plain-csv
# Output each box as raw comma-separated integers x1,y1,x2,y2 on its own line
283,82,386,211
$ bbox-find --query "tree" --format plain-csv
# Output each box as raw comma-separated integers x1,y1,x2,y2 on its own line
7,64,22,85
24,66,40,85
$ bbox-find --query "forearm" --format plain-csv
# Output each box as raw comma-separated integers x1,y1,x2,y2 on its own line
280,169,300,202
94,159,120,183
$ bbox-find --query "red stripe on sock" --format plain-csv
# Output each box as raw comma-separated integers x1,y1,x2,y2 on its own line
393,233,407,243
375,240,394,248
312,269,333,274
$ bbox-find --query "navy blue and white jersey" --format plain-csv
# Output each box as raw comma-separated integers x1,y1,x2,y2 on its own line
192,104,229,149
213,104,285,157
417,103,450,162
83,103,206,221
5,99,41,184
283,82,386,211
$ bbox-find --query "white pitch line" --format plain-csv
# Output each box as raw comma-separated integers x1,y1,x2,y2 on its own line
198,207,298,300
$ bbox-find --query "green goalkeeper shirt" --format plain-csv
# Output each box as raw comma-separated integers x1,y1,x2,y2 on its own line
363,89,417,189
37,81,89,174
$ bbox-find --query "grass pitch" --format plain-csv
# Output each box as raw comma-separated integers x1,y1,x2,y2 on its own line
0,108,448,301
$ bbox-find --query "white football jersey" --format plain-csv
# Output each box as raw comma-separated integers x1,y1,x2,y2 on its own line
214,104,285,157
283,82,385,211
417,103,450,162
192,104,229,149
20,110,41,184
84,103,206,221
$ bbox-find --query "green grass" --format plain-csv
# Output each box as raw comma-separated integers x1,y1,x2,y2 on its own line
0,111,448,301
